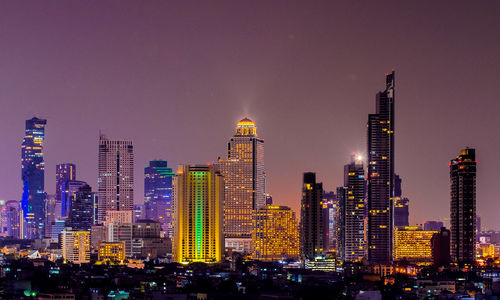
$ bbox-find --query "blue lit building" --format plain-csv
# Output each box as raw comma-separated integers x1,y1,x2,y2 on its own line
21,117,47,239
144,160,174,237
61,180,87,218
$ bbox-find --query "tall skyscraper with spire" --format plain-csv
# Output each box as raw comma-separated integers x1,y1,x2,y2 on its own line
215,118,265,252
367,71,395,264
21,117,47,239
97,135,134,223
450,148,476,267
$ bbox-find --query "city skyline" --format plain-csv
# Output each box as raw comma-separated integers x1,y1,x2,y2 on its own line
0,1,499,230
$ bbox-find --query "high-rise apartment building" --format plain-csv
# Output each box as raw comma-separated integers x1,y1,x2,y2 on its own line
173,165,224,264
68,185,94,232
367,71,395,264
61,229,90,264
97,135,134,222
21,117,47,239
337,155,366,263
300,172,324,260
450,148,477,266
215,118,265,253
144,160,174,237
252,205,300,261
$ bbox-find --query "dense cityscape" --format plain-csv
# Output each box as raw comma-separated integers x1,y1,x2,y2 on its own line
0,70,498,300
1,1,500,300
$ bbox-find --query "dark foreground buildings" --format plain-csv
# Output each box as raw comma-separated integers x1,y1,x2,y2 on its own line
300,172,324,260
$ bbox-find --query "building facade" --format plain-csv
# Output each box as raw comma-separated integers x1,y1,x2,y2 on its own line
367,71,395,264
394,227,436,265
61,180,87,218
431,227,451,267
173,165,224,264
450,148,477,266
61,229,90,264
21,117,47,239
55,164,76,215
144,160,174,237
97,135,134,222
300,172,324,260
215,118,265,253
68,184,94,232
252,205,300,261
337,156,366,263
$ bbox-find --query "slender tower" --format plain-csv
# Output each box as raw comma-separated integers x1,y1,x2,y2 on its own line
215,118,265,252
97,135,134,222
300,172,324,260
450,148,476,267
367,71,395,264
21,117,47,239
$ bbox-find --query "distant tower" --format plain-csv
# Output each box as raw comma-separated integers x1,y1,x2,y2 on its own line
337,155,366,263
215,118,265,253
367,71,395,264
61,180,87,218
300,172,324,260
394,174,409,227
56,164,76,211
98,135,134,223
68,184,94,232
144,160,174,237
322,191,337,252
21,117,47,239
450,148,476,266
173,165,224,263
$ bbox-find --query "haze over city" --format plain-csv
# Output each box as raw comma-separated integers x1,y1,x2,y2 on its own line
1,0,499,229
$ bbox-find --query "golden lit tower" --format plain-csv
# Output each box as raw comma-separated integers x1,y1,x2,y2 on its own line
215,118,265,253
173,165,224,264
252,205,300,261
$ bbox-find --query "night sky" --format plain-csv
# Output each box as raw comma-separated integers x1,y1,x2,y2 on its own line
1,1,499,229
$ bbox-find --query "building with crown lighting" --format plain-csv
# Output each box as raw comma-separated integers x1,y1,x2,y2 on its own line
173,165,224,264
21,117,47,239
337,155,366,263
300,172,324,260
61,229,90,264
252,205,299,261
367,71,395,264
98,135,134,223
393,227,436,265
215,118,265,253
450,148,477,267
144,160,174,237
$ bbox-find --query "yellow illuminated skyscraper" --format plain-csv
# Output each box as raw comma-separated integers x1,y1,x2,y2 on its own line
173,165,224,264
252,205,299,261
394,227,437,265
215,118,265,253
61,228,90,264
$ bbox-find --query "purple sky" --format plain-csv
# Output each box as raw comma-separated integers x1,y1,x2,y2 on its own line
1,1,499,229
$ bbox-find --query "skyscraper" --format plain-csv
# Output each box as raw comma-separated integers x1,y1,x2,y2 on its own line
173,165,224,264
1,200,21,238
337,155,366,263
322,191,337,252
431,227,451,267
252,205,300,261
450,148,477,266
56,163,76,212
215,118,265,252
97,135,134,223
61,180,87,218
21,117,47,239
144,160,174,237
68,185,94,232
300,172,324,260
367,71,395,264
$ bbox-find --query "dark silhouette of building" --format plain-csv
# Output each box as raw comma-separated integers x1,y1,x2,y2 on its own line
68,184,94,232
450,148,477,267
300,172,324,260
431,227,451,267
21,117,47,239
424,221,444,231
322,191,336,252
367,71,395,264
393,174,409,227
